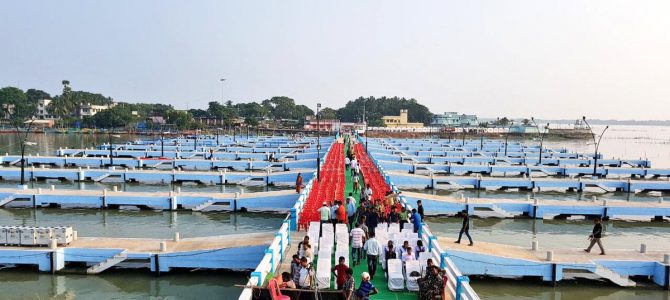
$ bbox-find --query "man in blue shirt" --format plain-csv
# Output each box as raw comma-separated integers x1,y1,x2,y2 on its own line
411,208,422,235
346,195,356,227
355,272,378,300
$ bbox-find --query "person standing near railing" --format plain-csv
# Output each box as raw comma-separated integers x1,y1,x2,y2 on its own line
295,173,303,194
297,257,313,289
417,200,425,220
411,208,423,235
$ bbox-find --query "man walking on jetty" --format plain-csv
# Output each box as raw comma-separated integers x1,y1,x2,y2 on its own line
363,232,382,280
455,210,473,246
584,217,606,255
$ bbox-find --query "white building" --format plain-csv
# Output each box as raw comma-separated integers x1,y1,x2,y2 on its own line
79,103,116,117
36,99,55,120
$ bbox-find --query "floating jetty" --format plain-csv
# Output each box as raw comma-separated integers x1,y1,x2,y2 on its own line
441,239,670,288
376,160,669,177
1,156,317,171
400,191,670,220
56,148,321,161
239,136,480,300
0,231,274,274
0,188,299,211
0,166,313,185
386,172,670,193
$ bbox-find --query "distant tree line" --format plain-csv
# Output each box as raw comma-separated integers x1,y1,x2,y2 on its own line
337,96,433,126
1,83,438,130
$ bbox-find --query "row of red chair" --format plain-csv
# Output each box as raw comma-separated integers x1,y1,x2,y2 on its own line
354,143,403,217
298,142,346,229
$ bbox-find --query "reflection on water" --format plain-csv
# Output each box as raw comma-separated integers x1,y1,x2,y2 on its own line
0,133,144,156
0,269,245,300
471,277,670,300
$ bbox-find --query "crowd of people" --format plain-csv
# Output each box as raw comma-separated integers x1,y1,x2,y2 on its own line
280,133,448,299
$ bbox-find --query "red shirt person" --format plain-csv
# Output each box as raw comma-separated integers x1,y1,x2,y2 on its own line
337,201,347,223
331,256,349,289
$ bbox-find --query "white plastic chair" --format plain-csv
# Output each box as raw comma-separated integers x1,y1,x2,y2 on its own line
418,251,434,273
335,249,349,266
387,259,405,291
321,223,334,239
405,260,422,291
388,223,400,234
316,256,331,289
309,221,320,232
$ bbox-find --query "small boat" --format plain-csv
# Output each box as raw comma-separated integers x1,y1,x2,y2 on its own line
24,141,38,146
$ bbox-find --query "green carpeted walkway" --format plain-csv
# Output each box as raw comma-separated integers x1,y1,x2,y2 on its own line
342,136,416,300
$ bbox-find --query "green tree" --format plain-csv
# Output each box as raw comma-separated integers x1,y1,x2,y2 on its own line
48,80,75,124
89,105,137,128
319,107,338,120
261,97,314,121
207,101,239,126
166,110,193,130
235,102,269,120
337,96,433,126
0,87,37,185
25,89,51,104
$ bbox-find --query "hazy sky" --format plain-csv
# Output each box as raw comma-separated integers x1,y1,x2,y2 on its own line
2,1,669,120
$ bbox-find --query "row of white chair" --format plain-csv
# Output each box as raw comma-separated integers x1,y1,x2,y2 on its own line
387,252,435,291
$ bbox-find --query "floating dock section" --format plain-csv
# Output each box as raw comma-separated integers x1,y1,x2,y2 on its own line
400,191,670,220
0,188,299,211
385,172,670,193
0,232,274,274
441,239,670,288
0,166,312,185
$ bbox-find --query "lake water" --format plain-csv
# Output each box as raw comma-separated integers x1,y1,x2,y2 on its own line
0,128,668,299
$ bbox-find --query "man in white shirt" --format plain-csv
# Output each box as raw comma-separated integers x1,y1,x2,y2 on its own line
345,156,351,170
364,185,373,202
350,224,366,266
298,257,313,289
318,202,330,235
350,159,358,176
363,232,382,280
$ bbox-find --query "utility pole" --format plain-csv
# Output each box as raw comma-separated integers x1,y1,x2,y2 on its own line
363,100,368,152
108,129,114,166
582,116,609,177
316,103,321,181
504,121,515,156
530,117,550,165
160,126,165,158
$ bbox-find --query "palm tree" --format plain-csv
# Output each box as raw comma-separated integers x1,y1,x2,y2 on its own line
48,80,75,127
